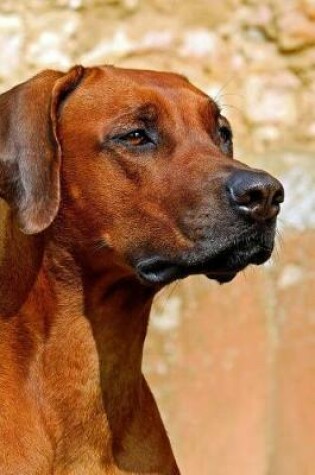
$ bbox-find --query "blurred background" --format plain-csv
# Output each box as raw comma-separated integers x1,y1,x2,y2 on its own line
0,0,314,473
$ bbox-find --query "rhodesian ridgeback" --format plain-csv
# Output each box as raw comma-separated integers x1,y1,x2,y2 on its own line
0,65,284,474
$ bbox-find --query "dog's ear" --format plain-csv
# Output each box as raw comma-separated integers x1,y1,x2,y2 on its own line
0,65,84,234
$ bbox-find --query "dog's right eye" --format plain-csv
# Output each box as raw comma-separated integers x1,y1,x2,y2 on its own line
117,129,153,147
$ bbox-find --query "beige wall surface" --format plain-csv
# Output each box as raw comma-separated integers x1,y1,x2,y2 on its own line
0,1,314,474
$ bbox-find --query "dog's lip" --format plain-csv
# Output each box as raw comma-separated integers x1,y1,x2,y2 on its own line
135,254,237,285
134,237,274,285
136,257,190,284
135,256,241,285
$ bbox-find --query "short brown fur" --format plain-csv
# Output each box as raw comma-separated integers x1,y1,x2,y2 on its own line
0,65,283,474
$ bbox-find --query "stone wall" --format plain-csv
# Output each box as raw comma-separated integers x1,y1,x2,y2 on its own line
0,0,314,153
0,2,315,474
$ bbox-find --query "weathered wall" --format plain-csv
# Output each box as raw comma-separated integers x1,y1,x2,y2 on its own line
0,1,314,474
0,0,315,153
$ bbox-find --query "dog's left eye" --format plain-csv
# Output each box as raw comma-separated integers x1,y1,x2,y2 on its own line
119,129,152,147
219,125,232,144
217,120,233,157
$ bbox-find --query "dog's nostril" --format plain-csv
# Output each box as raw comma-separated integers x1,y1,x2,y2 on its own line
272,187,285,206
227,170,284,222
246,189,265,206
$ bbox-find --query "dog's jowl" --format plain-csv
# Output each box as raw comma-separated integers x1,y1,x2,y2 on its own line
0,65,284,475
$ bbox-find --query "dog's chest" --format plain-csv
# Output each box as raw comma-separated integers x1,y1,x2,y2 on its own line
39,313,117,471
13,308,124,474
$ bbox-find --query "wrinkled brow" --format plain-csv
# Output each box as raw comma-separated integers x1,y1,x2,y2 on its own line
113,103,159,124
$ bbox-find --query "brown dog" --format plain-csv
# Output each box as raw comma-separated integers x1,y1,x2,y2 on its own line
0,65,284,474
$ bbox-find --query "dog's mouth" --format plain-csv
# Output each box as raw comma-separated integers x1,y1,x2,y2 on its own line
135,231,275,285
136,258,240,285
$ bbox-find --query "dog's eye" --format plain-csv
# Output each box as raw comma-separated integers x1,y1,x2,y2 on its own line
217,120,233,157
219,125,232,144
119,129,152,147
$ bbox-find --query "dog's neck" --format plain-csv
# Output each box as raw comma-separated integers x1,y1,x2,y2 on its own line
0,218,177,472
54,245,156,430
43,240,177,471
44,240,156,395
0,214,155,409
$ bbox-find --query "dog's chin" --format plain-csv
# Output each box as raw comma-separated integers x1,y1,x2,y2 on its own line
134,238,274,286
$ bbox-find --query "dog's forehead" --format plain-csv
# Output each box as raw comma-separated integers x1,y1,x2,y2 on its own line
74,65,217,113
98,65,198,89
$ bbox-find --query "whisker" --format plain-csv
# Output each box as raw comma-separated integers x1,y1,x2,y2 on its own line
219,103,244,115
213,76,236,103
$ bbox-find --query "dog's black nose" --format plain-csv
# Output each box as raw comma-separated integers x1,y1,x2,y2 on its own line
227,170,284,222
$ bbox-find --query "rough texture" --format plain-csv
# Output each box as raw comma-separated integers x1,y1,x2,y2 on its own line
0,1,314,474
0,0,314,153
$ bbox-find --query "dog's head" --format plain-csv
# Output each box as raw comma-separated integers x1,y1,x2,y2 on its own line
0,65,284,285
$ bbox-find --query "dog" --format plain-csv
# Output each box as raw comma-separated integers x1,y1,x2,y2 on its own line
0,65,284,474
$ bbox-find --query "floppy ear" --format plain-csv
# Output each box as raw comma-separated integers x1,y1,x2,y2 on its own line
0,65,84,234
